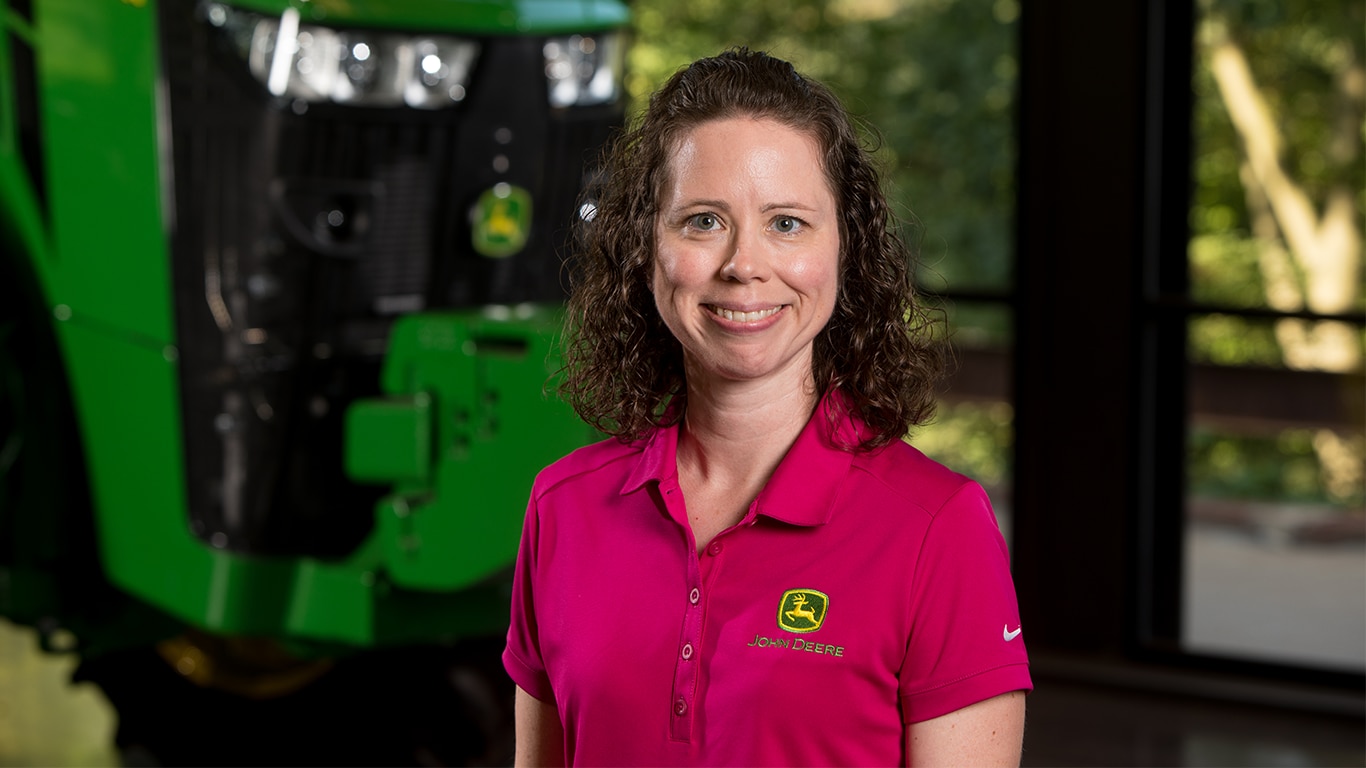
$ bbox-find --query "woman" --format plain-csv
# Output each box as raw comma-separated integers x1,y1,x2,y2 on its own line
503,48,1030,766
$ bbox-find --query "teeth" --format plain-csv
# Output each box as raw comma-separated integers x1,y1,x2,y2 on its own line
711,305,780,322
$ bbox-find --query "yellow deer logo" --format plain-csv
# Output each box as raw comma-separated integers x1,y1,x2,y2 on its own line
785,593,818,624
485,199,521,239
472,183,531,258
777,589,828,633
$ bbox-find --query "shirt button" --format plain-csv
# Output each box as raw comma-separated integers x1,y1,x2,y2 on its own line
681,643,694,660
689,587,700,604
707,541,722,556
674,697,688,716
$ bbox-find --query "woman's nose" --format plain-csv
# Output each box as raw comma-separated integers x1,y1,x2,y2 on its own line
719,228,770,282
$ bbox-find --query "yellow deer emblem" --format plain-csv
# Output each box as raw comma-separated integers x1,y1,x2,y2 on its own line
485,199,521,240
785,593,818,624
778,589,828,633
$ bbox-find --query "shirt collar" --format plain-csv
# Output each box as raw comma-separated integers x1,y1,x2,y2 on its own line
621,391,865,527
622,421,678,495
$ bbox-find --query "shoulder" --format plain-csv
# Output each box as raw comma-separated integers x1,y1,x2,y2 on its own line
531,435,644,501
848,439,986,520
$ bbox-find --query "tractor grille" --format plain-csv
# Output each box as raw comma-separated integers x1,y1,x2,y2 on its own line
157,2,621,557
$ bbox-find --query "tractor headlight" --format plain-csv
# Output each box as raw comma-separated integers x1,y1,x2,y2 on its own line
207,4,478,109
543,33,623,108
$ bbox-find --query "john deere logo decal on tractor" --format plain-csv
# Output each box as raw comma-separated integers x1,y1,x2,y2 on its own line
777,589,828,633
472,182,532,258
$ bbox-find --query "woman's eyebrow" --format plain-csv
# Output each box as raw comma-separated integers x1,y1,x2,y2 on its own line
761,201,819,213
670,198,732,212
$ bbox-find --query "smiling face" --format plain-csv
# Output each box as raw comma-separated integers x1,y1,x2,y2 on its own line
652,117,840,393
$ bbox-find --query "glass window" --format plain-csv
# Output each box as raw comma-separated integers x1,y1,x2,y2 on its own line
1182,0,1364,672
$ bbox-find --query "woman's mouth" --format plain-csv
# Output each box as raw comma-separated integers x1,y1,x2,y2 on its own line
708,305,782,322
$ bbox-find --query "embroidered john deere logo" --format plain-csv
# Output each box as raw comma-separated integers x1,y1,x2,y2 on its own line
777,589,828,633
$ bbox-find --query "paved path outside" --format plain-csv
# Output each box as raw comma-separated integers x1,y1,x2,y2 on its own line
1184,523,1366,671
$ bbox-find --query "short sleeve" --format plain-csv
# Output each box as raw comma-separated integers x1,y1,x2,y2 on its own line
898,481,1032,723
503,493,555,702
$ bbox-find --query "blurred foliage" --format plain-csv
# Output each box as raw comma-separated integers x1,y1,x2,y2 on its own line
1188,314,1285,367
1189,0,1365,316
910,400,1014,491
1188,0,1364,507
934,300,1012,349
1194,0,1365,220
1189,427,1365,506
1187,233,1268,308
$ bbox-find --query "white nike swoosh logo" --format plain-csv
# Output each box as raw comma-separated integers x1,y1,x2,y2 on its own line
1003,625,1022,642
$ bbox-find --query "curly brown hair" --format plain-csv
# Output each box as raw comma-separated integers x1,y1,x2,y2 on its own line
559,47,945,451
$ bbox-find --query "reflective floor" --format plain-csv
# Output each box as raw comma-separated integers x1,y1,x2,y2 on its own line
1023,673,1364,768
2,618,1363,767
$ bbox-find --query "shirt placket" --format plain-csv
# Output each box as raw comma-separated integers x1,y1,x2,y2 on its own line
662,478,752,745
660,477,706,742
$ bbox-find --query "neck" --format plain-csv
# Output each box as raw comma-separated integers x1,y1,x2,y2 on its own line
671,366,824,552
677,372,821,490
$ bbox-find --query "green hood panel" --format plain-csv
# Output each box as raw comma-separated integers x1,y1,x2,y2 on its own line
222,0,629,35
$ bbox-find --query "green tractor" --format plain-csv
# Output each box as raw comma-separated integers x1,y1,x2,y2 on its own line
0,0,626,762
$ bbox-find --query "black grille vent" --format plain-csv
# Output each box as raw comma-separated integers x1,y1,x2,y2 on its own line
157,2,623,557
8,0,45,214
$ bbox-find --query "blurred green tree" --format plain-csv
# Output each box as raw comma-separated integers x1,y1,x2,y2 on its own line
1190,0,1364,506
1191,0,1364,371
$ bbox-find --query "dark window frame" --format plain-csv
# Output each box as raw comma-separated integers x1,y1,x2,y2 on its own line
1012,0,1365,711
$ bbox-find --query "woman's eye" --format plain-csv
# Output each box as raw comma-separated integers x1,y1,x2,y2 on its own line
689,213,719,230
773,216,801,233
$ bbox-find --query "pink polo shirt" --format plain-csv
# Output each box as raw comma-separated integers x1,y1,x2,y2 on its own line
503,393,1031,766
